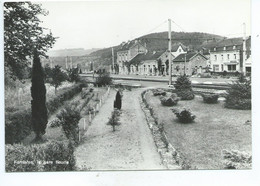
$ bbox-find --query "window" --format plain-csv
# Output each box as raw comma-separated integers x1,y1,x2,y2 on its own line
227,54,230,60
214,55,217,60
213,65,219,72
233,46,236,49
228,65,236,71
224,46,226,50
234,54,236,59
221,55,224,60
179,49,182,52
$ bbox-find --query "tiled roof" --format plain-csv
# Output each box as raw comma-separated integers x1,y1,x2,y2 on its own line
129,51,166,65
118,40,145,52
173,52,207,62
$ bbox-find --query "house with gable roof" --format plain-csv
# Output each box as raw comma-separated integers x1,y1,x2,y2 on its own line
172,52,209,75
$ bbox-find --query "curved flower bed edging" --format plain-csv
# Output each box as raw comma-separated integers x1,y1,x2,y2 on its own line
140,89,192,170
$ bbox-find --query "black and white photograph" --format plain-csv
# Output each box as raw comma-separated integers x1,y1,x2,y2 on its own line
1,0,260,185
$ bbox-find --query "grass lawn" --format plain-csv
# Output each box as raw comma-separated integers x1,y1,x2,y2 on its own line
146,91,251,169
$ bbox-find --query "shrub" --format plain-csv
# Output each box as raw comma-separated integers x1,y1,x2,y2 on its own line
96,72,112,86
67,67,80,83
153,89,166,96
222,149,252,169
31,51,48,141
174,75,192,90
57,104,81,145
5,140,75,172
160,93,180,106
114,91,122,110
225,79,251,110
172,108,196,123
49,118,63,128
107,109,121,132
5,83,83,144
202,93,219,104
176,90,194,100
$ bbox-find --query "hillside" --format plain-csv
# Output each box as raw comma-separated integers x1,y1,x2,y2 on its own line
89,31,226,58
47,48,100,57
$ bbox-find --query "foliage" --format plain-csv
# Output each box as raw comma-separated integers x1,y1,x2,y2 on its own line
225,79,251,110
160,93,180,106
222,150,252,169
202,93,219,104
152,89,166,96
107,109,121,132
31,51,48,140
4,2,56,80
114,91,122,110
96,72,112,86
57,104,81,145
43,63,52,82
172,108,196,123
174,75,192,90
49,118,63,128
46,83,83,114
5,83,82,144
49,65,67,94
67,67,80,83
176,90,195,100
5,140,76,172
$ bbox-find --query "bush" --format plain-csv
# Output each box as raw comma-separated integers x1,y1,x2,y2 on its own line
67,68,80,83
114,91,122,110
107,109,121,132
160,93,180,106
153,89,166,96
49,118,63,128
225,79,251,110
5,83,83,145
222,149,252,169
202,93,219,104
5,140,76,172
172,108,196,123
57,104,81,145
176,90,195,100
174,75,192,90
96,72,112,86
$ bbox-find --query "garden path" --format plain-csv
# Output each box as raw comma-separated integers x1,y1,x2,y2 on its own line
75,88,164,170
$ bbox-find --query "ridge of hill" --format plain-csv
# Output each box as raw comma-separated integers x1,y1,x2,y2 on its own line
47,48,100,57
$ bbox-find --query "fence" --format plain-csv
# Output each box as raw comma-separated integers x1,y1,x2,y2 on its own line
78,86,111,142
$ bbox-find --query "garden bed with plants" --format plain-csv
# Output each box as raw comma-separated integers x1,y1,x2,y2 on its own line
144,89,251,169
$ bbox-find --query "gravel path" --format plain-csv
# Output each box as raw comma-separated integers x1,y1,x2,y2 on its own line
75,88,164,170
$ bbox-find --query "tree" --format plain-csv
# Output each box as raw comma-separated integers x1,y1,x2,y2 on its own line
114,91,122,110
50,65,67,95
96,72,112,86
31,50,48,141
43,63,52,82
4,2,56,80
67,67,80,83
107,110,121,132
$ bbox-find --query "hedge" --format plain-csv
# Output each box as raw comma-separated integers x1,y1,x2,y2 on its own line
5,140,76,172
5,83,83,144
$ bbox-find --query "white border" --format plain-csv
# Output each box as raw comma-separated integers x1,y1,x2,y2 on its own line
1,1,260,186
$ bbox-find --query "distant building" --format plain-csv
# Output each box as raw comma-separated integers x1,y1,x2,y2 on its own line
209,37,251,74
172,52,209,75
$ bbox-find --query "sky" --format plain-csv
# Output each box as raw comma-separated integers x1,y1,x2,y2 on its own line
37,0,251,50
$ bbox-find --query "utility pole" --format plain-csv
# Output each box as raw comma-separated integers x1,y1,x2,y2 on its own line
168,19,172,85
112,47,115,74
184,53,186,75
70,56,73,69
242,22,246,74
65,56,68,69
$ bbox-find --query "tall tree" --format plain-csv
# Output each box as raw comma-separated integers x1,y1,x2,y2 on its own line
4,2,56,80
31,50,48,141
50,65,67,95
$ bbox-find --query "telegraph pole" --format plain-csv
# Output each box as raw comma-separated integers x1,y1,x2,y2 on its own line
168,19,172,85
184,53,186,75
112,47,115,74
65,56,68,69
242,22,246,74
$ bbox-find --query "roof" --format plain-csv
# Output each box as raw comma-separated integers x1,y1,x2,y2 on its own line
118,40,145,52
172,43,187,52
129,51,166,65
173,52,207,62
209,37,251,52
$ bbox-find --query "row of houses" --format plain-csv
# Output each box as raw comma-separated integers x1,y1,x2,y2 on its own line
115,36,251,76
